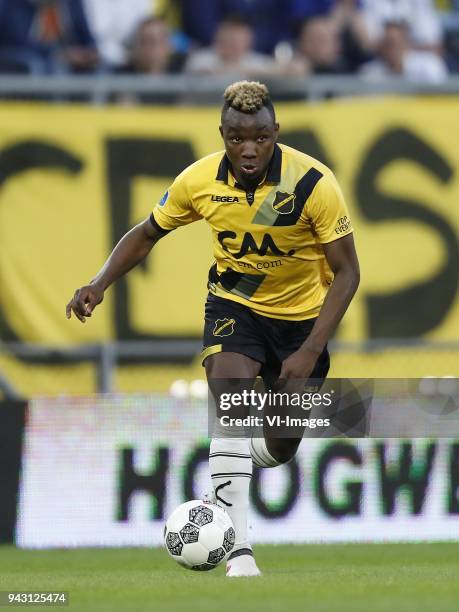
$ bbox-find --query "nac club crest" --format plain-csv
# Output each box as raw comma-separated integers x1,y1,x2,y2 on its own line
272,191,295,215
213,318,235,337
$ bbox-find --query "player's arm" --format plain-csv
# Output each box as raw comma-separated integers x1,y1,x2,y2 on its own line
66,217,166,323
280,233,359,378
280,168,360,378
300,233,359,354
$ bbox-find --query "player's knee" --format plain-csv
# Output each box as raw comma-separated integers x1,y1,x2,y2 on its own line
266,438,300,465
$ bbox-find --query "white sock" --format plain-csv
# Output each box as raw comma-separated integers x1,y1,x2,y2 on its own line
249,437,281,468
209,437,252,552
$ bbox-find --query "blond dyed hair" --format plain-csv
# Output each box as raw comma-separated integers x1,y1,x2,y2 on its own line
222,81,274,116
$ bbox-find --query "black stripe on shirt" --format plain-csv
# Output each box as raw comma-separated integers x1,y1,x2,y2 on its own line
273,167,323,227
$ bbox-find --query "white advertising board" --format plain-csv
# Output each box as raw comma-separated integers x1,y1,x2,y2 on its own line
16,396,459,547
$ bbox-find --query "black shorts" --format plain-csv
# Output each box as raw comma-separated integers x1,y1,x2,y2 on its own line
201,294,330,384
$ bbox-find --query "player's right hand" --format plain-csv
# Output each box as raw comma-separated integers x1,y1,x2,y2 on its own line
66,284,104,323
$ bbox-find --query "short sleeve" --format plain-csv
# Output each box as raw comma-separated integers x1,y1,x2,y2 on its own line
152,173,202,232
306,171,353,244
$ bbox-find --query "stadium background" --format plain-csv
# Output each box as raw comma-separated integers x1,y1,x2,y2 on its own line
0,0,458,554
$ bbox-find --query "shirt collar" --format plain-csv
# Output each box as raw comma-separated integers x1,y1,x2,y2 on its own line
215,143,282,187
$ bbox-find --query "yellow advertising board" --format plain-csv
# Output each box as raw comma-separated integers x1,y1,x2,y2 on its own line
0,98,458,348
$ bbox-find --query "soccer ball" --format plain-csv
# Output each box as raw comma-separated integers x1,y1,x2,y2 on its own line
164,500,235,571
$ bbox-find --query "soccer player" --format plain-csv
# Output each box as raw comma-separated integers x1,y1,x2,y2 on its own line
66,81,359,577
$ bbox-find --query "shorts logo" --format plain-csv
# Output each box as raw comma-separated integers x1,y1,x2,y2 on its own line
213,318,235,337
272,191,295,215
159,190,169,207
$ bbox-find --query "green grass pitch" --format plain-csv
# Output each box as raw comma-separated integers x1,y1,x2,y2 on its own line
0,543,458,612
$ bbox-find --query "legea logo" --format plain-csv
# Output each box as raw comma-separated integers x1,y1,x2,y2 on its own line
211,195,239,202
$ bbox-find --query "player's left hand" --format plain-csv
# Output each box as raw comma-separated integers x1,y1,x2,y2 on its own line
279,348,320,380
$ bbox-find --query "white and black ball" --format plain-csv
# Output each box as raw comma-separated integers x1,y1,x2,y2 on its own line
164,500,235,571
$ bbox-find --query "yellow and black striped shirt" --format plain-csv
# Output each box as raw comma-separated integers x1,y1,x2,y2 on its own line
152,143,353,320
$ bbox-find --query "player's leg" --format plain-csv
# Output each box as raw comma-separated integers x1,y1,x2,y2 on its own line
250,315,331,468
202,295,267,576
206,351,262,577
250,373,305,467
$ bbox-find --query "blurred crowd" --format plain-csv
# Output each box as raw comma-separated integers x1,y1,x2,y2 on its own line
1,0,459,85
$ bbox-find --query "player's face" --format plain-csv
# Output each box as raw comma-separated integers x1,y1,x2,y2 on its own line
220,107,279,187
